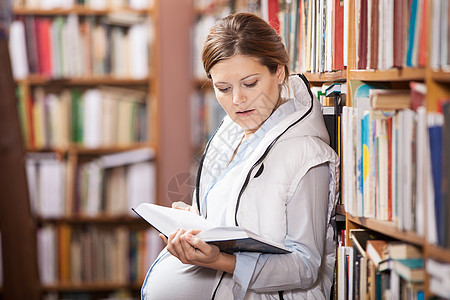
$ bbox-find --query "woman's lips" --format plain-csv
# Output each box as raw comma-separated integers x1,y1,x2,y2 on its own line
236,109,255,117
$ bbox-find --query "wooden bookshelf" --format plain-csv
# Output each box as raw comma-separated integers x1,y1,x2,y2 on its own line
5,2,162,298
428,245,450,264
18,75,152,86
36,215,148,225
26,144,155,155
42,282,142,292
346,214,426,247
13,6,153,16
348,68,426,81
303,70,346,83
431,70,450,83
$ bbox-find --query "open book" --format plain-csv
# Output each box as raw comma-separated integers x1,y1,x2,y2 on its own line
132,203,291,254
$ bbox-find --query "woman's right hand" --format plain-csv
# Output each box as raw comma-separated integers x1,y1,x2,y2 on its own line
171,201,200,215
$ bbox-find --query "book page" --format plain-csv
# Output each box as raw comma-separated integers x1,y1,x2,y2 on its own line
133,203,215,236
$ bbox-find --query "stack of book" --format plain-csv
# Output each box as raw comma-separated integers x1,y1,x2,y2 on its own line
344,229,425,299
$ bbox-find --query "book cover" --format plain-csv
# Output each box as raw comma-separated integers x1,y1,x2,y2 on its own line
132,203,291,254
350,229,389,257
406,0,419,67
428,114,443,246
393,258,425,282
388,242,422,259
393,0,406,67
369,0,379,70
333,0,344,70
357,0,368,69
442,102,450,248
366,240,389,267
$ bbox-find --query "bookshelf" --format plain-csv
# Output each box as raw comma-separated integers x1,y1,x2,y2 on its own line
4,1,164,298
190,0,450,299
342,0,450,298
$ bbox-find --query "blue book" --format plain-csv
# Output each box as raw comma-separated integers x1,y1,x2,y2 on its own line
406,0,418,67
393,258,425,283
429,124,443,246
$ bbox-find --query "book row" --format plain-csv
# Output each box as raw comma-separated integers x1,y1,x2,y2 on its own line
26,148,155,218
354,0,428,70
341,82,450,249
336,229,450,299
17,86,149,150
37,224,161,286
9,14,152,80
13,0,153,10
277,0,346,73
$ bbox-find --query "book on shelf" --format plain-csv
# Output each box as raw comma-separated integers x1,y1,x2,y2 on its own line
132,203,291,254
369,89,411,110
17,85,148,149
392,258,425,283
388,242,422,260
337,244,353,300
37,224,157,286
428,112,444,246
10,14,152,79
426,259,450,298
366,240,389,268
441,102,450,248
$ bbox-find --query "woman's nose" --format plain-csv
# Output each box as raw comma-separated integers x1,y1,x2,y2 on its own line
232,88,246,105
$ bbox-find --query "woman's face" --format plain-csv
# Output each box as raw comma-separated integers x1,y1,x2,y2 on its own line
209,55,285,136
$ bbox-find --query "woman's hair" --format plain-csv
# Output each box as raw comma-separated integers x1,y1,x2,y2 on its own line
201,13,289,82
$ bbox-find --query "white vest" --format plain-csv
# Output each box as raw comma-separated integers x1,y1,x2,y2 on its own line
195,75,340,299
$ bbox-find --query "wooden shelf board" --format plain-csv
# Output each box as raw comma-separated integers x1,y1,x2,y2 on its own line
27,144,154,155
18,75,150,86
37,215,147,224
348,68,426,81
336,204,345,215
431,70,450,83
42,282,141,292
13,6,152,15
68,144,154,155
303,70,346,83
428,244,450,263
346,214,425,246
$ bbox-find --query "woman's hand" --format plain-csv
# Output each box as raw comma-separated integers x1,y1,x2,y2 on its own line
171,201,200,215
159,229,236,274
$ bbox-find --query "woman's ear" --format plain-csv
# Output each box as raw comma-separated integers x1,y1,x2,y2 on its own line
276,64,285,83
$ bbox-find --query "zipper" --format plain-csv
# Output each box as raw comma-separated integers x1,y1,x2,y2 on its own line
211,272,226,300
195,120,224,217
234,74,314,226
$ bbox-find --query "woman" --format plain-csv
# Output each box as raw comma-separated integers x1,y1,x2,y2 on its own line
142,13,339,299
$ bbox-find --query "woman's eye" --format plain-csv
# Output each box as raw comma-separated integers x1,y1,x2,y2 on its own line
218,87,230,93
244,81,258,88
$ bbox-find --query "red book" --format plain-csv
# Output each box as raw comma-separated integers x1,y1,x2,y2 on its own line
333,0,344,70
268,0,280,34
37,18,52,77
357,0,368,69
369,0,379,69
393,0,406,68
418,0,428,67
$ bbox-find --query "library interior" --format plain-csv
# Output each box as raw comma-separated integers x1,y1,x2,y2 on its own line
1,0,450,299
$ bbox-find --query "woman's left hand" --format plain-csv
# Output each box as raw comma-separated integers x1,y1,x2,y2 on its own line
159,229,236,273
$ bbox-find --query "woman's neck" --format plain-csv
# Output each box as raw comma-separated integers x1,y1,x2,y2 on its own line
243,97,287,140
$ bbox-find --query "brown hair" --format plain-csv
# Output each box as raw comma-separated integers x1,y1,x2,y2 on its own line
201,13,289,82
